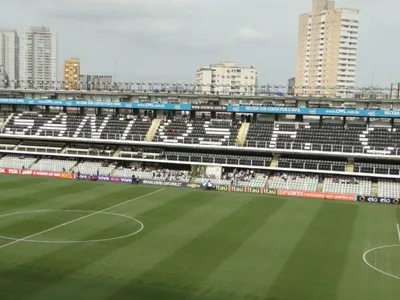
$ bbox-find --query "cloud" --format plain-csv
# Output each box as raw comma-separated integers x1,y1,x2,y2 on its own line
1,0,400,86
236,27,267,42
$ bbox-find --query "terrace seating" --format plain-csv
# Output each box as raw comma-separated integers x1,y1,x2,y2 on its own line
113,167,190,182
119,146,163,159
155,117,239,146
244,120,274,148
195,170,268,188
267,173,318,191
354,161,400,175
323,176,371,195
4,112,49,135
278,158,346,171
74,161,116,176
65,143,116,156
1,113,152,141
377,180,400,198
361,126,400,155
0,138,19,150
34,158,77,172
100,115,152,141
164,151,272,167
289,123,366,152
0,155,37,169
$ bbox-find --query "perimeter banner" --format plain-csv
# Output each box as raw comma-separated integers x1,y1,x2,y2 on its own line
215,185,276,195
0,168,73,179
277,190,355,201
357,195,400,205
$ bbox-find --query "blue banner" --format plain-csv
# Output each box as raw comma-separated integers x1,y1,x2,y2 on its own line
227,105,400,118
0,98,191,111
1,98,400,117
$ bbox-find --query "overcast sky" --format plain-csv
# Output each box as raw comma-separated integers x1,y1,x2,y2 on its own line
2,0,399,87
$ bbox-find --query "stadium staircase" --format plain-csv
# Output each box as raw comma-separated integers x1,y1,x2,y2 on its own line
113,147,121,158
236,122,250,146
270,155,280,167
61,145,69,154
346,158,354,172
317,181,324,192
13,141,22,150
371,182,378,197
146,118,161,142
28,158,41,170
0,113,14,129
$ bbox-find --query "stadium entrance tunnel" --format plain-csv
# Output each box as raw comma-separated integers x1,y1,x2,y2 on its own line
0,210,143,244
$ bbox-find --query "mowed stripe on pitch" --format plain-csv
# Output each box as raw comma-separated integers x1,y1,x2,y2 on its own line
0,184,156,242
190,198,325,299
27,192,255,300
264,202,358,300
337,205,400,300
107,196,286,300
0,190,220,299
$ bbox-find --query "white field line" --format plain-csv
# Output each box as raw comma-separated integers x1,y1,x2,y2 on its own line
397,224,400,244
363,245,400,280
0,188,165,249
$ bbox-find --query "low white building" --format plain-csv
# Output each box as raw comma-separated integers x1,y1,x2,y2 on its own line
196,61,258,96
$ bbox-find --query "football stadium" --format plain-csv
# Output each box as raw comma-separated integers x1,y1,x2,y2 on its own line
0,90,399,300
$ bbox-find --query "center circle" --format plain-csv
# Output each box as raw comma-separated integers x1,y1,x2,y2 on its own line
0,210,144,244
363,245,400,280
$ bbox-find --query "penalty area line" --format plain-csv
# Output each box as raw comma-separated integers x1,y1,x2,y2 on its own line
0,188,165,250
397,224,400,244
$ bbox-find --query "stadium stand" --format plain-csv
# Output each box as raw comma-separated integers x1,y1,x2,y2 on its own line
354,161,400,175
113,166,190,182
245,120,274,148
33,158,77,172
0,138,19,150
195,169,268,188
155,116,239,146
2,103,400,199
74,161,116,176
278,157,346,171
323,176,372,195
0,155,37,169
164,151,272,166
377,179,400,198
3,113,153,141
267,173,319,191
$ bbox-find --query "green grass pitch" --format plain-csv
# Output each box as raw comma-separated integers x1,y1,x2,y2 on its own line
0,175,399,300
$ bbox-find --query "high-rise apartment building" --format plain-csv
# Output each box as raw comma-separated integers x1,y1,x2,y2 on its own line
18,26,58,89
295,0,359,98
64,58,80,90
196,61,258,96
0,65,7,88
0,30,18,88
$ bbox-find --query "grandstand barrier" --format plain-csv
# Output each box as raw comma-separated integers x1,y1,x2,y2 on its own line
0,167,73,179
356,195,400,205
277,190,355,201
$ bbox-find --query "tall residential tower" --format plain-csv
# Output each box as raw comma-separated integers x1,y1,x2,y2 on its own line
0,30,18,88
295,0,359,98
18,26,58,89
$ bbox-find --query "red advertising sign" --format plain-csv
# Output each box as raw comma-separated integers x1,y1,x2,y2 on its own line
0,168,73,179
277,190,355,201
